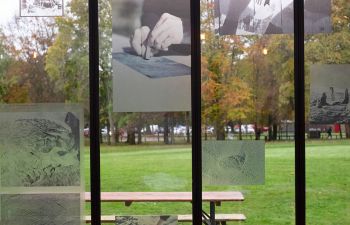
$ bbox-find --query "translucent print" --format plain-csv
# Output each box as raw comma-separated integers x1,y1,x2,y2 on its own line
20,0,64,17
215,0,331,35
0,194,80,225
310,64,350,124
112,0,191,112
0,108,81,187
116,215,177,225
203,141,265,185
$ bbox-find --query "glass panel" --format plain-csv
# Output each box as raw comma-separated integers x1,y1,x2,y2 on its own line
203,140,265,185
112,0,191,112
201,0,296,224
101,0,192,222
1,194,81,225
0,0,88,224
306,0,350,222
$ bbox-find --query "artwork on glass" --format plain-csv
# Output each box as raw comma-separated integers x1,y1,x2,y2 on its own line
203,141,265,185
215,0,331,35
112,0,191,112
310,64,350,124
116,215,177,225
20,0,64,17
0,104,82,187
0,194,81,225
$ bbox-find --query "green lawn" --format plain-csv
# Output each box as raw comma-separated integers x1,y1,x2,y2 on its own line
84,141,350,225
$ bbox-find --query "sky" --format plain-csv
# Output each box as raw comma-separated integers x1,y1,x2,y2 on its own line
0,1,19,26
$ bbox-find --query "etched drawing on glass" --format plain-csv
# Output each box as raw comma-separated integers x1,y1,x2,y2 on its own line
0,194,81,225
116,215,177,225
20,0,64,17
112,0,191,112
215,0,331,35
0,106,81,187
203,141,265,185
310,64,350,124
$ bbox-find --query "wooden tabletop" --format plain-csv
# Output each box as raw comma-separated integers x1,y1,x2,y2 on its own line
85,192,244,203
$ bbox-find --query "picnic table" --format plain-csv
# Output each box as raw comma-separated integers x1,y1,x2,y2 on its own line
85,191,245,224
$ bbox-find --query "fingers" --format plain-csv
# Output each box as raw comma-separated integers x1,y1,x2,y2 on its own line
160,36,173,51
130,28,142,56
130,26,150,56
148,13,183,51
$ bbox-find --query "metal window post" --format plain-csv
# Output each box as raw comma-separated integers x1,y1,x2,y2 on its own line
191,0,202,224
294,0,306,224
89,0,101,224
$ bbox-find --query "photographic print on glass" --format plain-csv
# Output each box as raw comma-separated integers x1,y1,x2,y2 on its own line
20,0,64,17
0,193,81,225
116,215,177,225
112,0,191,112
203,141,265,185
215,0,331,35
310,64,350,124
0,104,82,187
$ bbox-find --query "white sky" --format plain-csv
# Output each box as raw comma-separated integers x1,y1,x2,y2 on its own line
0,1,19,26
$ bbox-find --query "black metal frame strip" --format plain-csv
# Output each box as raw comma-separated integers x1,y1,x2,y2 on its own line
294,0,306,224
89,0,101,224
191,0,202,224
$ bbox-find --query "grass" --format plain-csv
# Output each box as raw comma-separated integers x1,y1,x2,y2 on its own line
84,140,350,225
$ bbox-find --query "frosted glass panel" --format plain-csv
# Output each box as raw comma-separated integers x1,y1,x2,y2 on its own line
0,193,80,225
0,104,83,225
203,141,265,185
20,0,64,17
0,105,82,187
116,216,177,225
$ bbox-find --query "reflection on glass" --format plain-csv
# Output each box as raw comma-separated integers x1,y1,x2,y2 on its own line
203,141,265,185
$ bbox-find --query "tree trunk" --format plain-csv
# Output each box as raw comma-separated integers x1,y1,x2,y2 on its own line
127,129,136,145
170,113,175,144
273,124,278,140
113,121,120,143
345,123,350,138
216,120,225,140
164,114,169,144
185,112,191,144
238,120,242,140
106,122,111,145
137,128,142,144
108,112,116,145
137,114,142,144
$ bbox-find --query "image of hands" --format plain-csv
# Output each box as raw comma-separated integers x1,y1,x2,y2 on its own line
112,0,191,112
215,0,331,35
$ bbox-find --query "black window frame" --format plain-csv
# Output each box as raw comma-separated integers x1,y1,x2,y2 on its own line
88,0,306,224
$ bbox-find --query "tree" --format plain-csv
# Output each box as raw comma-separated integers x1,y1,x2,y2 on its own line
201,0,252,140
1,17,60,103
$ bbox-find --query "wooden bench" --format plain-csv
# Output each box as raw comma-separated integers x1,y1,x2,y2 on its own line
85,192,245,224
85,214,246,224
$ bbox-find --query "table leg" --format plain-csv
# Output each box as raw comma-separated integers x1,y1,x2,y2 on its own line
210,201,216,225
